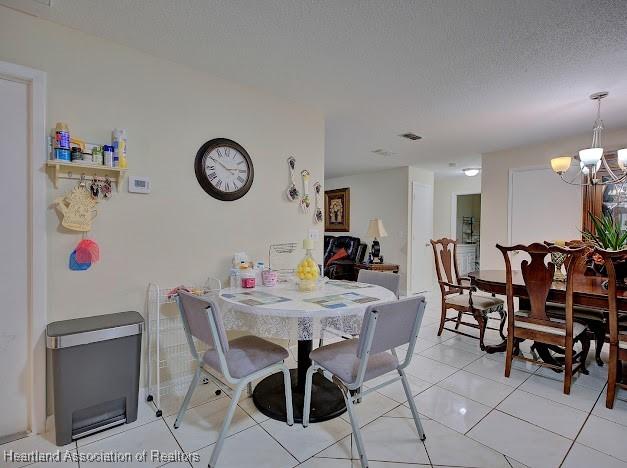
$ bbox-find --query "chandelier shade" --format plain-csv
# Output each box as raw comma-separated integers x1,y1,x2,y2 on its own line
618,149,627,170
550,156,572,174
578,147,603,166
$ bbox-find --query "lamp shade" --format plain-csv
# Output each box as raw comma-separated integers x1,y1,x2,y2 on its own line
366,218,388,238
618,148,627,170
579,147,603,166
550,156,572,174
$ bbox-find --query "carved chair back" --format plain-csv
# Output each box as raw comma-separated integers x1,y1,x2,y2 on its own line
544,239,591,273
594,247,627,346
430,238,462,295
497,243,585,333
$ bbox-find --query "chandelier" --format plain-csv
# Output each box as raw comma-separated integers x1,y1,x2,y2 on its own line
551,92,627,186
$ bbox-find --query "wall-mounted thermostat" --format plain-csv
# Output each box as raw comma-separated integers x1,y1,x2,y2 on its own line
128,176,151,194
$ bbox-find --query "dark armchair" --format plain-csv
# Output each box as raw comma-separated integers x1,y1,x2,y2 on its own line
323,235,367,281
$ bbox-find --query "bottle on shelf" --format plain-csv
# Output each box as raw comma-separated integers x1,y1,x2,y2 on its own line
53,122,71,161
112,128,127,168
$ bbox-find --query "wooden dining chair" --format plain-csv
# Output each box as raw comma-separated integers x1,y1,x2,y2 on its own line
431,238,505,350
497,243,590,394
543,240,608,366
594,248,627,408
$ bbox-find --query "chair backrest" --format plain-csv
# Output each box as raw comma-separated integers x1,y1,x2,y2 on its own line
333,236,362,261
497,243,585,331
594,247,627,346
357,269,401,298
177,291,229,355
430,238,461,293
544,240,591,272
356,296,426,367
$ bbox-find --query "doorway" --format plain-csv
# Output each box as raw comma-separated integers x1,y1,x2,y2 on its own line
451,193,481,276
0,61,47,440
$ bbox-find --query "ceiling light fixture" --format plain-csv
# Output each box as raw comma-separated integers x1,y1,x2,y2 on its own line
463,168,480,177
551,92,627,186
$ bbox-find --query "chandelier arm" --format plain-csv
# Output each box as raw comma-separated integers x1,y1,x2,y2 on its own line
558,169,627,187
559,173,585,186
602,156,620,180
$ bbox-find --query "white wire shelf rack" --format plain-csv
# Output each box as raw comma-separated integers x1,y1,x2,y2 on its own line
268,242,298,282
145,278,221,417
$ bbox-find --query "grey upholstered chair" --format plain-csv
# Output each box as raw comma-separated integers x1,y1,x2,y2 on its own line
319,270,402,347
303,296,427,468
357,269,401,298
175,291,294,468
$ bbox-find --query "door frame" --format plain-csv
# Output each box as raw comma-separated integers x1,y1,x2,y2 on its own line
0,61,47,435
450,191,481,239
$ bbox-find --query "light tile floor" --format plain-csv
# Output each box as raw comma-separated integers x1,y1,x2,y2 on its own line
3,292,627,468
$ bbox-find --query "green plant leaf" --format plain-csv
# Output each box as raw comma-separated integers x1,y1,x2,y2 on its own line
584,211,627,250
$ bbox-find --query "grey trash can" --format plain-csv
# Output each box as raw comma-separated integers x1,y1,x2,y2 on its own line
46,311,144,446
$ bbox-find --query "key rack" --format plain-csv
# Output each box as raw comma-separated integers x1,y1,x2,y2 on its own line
46,160,126,191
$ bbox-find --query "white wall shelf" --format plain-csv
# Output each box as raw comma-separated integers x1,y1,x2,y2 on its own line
46,160,126,191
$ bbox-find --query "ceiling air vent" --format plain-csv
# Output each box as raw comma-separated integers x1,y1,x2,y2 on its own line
399,132,422,141
371,149,397,157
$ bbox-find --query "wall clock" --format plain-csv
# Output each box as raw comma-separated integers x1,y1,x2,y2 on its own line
194,138,254,201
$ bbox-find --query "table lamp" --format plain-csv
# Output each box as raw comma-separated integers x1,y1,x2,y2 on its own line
366,218,388,264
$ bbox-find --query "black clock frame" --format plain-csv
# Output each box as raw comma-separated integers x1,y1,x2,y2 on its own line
194,138,254,201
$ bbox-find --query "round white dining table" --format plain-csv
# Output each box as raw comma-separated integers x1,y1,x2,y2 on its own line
217,280,397,423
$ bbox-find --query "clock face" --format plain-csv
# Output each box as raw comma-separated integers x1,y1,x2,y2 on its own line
194,138,254,201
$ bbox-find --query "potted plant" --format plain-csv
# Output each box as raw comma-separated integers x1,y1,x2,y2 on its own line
583,212,627,289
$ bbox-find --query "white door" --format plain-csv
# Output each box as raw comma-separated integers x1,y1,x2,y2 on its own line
411,182,434,293
0,76,30,440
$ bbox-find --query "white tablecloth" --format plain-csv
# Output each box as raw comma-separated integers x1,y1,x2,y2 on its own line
217,280,397,340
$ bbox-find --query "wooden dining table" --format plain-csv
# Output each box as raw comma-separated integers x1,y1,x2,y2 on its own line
468,269,624,356
469,269,627,310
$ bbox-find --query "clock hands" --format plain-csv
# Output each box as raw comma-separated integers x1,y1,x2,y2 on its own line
210,157,238,173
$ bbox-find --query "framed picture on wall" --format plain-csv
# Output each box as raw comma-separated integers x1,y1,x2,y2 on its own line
325,187,350,232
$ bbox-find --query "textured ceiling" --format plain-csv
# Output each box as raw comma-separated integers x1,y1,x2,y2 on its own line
22,0,627,176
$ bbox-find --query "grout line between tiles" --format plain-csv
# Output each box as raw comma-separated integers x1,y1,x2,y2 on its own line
160,410,193,468
254,419,301,466
462,350,538,438
557,380,605,467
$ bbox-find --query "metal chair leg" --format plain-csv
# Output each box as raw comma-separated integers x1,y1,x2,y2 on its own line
174,366,201,429
281,365,294,426
247,382,253,397
399,369,426,440
302,365,315,427
208,381,245,468
343,388,368,468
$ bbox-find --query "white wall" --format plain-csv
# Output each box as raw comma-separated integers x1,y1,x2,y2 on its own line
325,166,434,294
481,127,627,269
433,174,481,240
325,167,409,289
0,7,325,324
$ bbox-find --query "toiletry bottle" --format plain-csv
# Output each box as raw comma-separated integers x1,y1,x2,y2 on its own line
103,145,114,167
54,122,71,161
112,128,127,168
118,139,127,168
